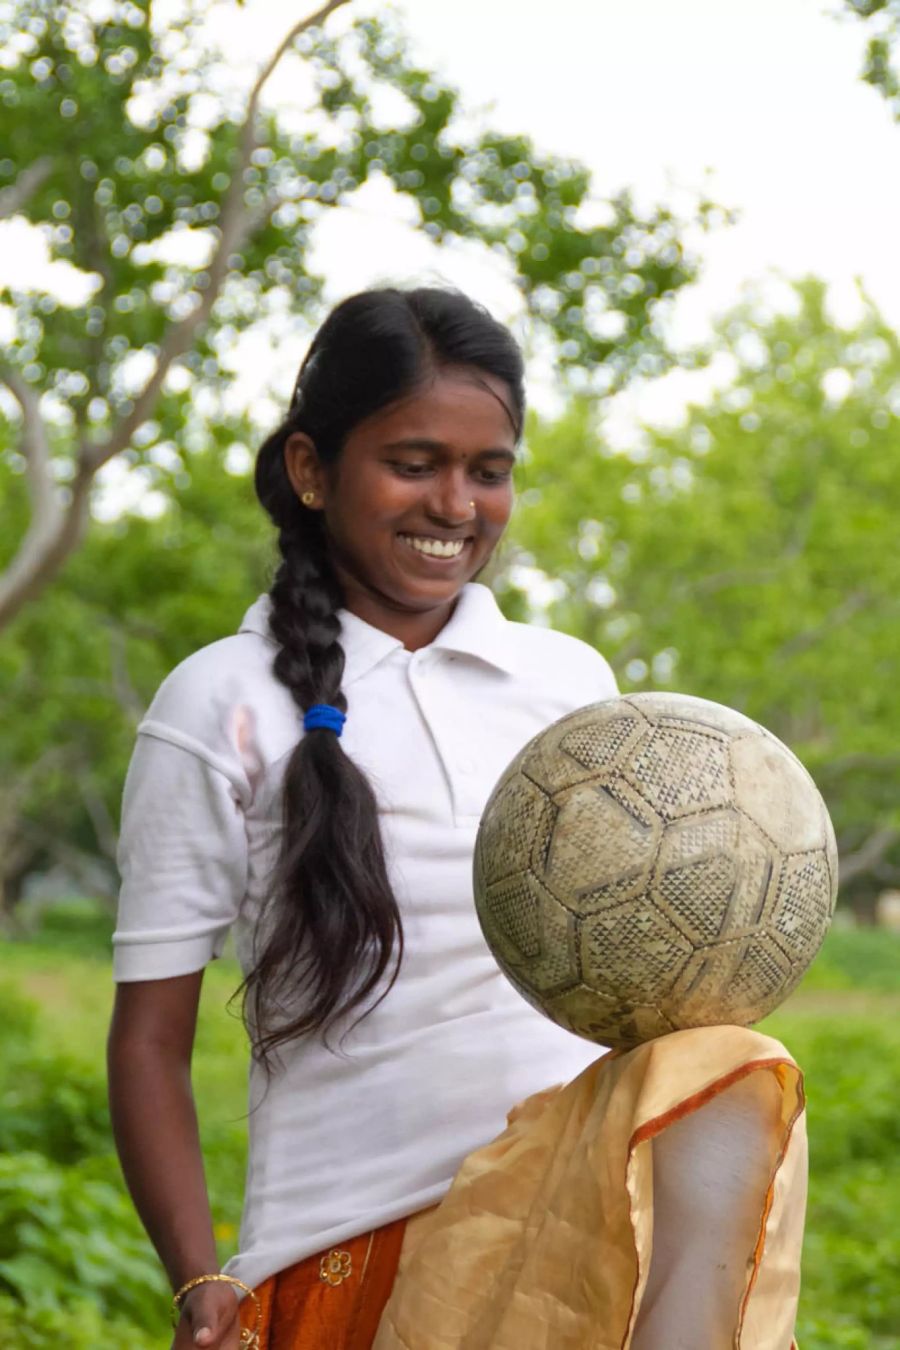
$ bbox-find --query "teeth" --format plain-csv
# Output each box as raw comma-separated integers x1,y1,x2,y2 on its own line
400,535,465,558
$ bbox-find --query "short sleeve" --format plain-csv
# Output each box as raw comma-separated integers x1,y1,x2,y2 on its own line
589,647,619,700
112,726,249,982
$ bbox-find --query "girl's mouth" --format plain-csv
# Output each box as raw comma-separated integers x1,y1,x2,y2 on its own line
398,533,468,560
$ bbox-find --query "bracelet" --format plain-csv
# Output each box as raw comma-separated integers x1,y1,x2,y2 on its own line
171,1273,262,1346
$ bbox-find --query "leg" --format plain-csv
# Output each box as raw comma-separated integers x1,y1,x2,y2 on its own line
632,1070,797,1349
375,1031,806,1350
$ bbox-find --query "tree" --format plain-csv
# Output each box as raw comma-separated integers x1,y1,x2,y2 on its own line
0,433,270,919
502,279,900,914
845,0,900,116
0,0,713,629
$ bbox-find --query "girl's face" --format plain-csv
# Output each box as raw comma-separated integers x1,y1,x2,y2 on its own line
285,367,517,647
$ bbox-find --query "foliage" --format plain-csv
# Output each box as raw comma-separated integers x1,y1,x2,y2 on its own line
502,279,900,911
2,918,899,1347
0,0,713,625
4,281,899,915
0,976,169,1334
0,941,247,1346
844,0,900,118
0,441,270,911
764,1006,900,1349
799,925,900,992
0,0,716,915
0,1292,160,1350
0,1153,167,1322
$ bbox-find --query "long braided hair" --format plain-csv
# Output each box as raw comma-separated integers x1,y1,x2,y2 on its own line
244,287,525,1064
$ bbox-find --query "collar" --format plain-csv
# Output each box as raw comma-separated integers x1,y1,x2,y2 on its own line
426,583,517,674
238,582,516,686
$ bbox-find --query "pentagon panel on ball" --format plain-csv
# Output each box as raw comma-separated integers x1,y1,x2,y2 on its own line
473,692,838,1049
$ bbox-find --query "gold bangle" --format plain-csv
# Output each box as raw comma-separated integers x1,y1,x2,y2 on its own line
171,1273,262,1346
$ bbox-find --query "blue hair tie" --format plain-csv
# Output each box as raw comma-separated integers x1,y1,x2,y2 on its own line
303,703,346,736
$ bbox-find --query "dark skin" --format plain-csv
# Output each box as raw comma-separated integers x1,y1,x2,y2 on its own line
284,366,518,649
107,972,233,1348
107,367,518,1349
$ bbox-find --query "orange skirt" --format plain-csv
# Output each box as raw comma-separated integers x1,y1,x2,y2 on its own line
239,1218,407,1350
240,1027,805,1350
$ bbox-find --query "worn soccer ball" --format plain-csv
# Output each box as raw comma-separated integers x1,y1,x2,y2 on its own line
474,693,838,1047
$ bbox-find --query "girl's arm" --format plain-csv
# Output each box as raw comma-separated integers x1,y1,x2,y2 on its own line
107,972,244,1350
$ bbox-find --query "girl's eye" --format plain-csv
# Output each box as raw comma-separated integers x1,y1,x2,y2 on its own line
389,461,432,477
475,468,513,484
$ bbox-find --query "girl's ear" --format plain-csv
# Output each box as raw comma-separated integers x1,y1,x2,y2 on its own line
284,432,325,505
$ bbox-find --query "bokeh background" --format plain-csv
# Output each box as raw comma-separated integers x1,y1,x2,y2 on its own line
1,1,898,1345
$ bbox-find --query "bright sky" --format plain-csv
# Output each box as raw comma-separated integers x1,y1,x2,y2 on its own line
385,0,900,342
312,0,900,427
3,0,899,437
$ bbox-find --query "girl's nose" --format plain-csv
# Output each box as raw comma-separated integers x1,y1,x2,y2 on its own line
427,472,476,524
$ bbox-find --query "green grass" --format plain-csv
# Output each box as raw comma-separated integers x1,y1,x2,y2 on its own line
790,922,900,995
0,905,248,1348
1,905,898,1348
758,926,900,1347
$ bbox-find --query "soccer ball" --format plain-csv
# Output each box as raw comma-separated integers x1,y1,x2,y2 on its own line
474,693,838,1047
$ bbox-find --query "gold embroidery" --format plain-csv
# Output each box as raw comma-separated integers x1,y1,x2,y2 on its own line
319,1248,353,1287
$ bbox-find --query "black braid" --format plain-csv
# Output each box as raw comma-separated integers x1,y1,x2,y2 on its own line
269,519,345,714
242,513,403,1064
245,286,525,1063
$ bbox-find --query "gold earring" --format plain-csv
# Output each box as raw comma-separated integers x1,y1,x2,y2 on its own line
301,491,316,507
469,501,475,510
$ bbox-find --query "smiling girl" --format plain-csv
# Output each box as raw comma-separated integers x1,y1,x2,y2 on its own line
108,288,806,1350
108,288,616,1344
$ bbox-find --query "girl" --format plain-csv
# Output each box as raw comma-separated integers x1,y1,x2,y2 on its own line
108,287,806,1350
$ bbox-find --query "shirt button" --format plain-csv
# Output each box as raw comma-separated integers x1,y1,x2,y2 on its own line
457,757,476,775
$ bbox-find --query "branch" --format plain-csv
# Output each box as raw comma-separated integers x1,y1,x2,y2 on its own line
0,0,350,631
77,771,120,861
677,495,813,601
839,826,899,887
0,157,53,221
819,751,900,779
777,590,873,659
18,817,118,901
0,366,55,530
61,629,146,726
0,746,70,821
82,0,351,476
247,0,351,137
107,624,146,726
0,459,94,628
680,565,783,599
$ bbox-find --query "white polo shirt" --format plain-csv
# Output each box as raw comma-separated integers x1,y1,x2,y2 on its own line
113,582,618,1290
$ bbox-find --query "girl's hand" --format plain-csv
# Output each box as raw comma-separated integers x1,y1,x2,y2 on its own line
171,1282,245,1350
